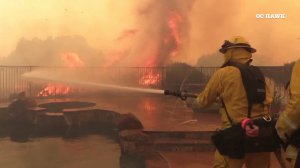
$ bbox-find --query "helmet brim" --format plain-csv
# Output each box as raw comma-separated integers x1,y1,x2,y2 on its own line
219,44,256,54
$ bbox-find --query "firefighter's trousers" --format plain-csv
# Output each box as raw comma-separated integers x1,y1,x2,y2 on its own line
213,150,270,168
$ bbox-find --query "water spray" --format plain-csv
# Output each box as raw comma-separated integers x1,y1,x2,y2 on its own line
22,71,165,95
22,70,199,99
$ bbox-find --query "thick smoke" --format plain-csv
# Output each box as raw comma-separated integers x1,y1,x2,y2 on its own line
100,0,300,66
0,0,299,66
181,0,300,65
1,36,104,66
105,0,194,67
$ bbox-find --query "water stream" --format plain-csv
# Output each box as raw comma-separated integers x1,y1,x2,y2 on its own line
22,70,164,95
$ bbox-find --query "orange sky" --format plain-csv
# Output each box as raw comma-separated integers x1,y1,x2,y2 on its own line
0,0,138,57
0,0,300,65
183,0,300,65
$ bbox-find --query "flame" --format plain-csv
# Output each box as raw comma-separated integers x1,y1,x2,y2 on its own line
61,52,84,67
101,8,183,87
139,10,183,67
37,83,71,97
165,10,183,58
139,71,161,86
103,7,184,67
137,10,181,86
167,10,183,46
38,52,84,97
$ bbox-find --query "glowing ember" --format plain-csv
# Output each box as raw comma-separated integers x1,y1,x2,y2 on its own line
139,72,161,86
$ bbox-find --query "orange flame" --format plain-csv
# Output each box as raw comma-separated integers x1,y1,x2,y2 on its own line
139,71,161,86
101,9,183,87
166,10,183,57
167,10,183,46
138,10,182,86
61,52,84,67
37,83,71,97
38,52,84,97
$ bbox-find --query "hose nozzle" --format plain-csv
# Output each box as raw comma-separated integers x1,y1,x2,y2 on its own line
164,90,197,100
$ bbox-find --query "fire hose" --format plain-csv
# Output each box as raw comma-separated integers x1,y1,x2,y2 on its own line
164,90,198,100
165,89,288,168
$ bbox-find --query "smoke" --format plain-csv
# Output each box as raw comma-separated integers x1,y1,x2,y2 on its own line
0,0,299,66
180,0,300,65
129,0,298,66
1,36,104,66
105,0,194,67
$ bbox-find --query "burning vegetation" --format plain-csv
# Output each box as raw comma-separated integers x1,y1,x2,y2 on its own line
30,1,194,96
102,1,193,87
109,2,191,67
38,52,85,97
3,1,297,100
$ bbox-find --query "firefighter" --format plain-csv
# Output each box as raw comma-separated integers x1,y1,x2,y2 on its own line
195,36,272,168
276,59,300,167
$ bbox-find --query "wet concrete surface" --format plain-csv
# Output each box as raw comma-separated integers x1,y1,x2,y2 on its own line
37,94,219,168
32,93,222,167
56,94,283,168
1,93,285,167
37,93,221,132
1,92,220,131
0,135,120,168
158,151,214,168
155,151,282,168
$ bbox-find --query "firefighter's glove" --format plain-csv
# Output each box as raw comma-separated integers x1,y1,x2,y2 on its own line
245,124,260,137
241,118,259,137
285,145,298,161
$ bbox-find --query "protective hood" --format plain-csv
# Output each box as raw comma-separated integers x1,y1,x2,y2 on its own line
222,48,252,66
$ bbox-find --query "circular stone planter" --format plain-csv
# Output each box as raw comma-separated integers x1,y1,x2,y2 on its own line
38,101,96,112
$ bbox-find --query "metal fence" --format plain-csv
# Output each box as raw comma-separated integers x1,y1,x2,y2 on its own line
0,66,290,102
0,66,32,101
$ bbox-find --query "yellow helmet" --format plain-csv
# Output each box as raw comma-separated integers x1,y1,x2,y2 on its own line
219,36,256,54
